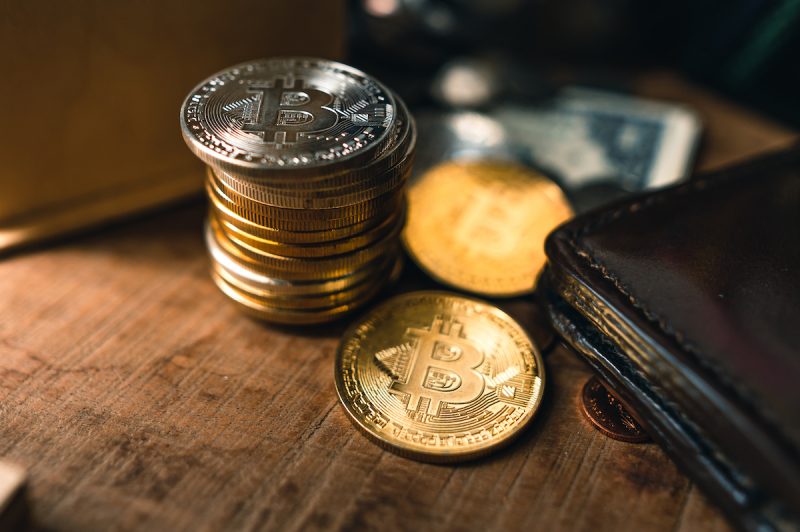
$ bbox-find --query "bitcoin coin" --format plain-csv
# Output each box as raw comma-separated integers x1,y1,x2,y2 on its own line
181,58,397,178
211,148,413,209
580,377,650,443
214,263,390,309
209,98,415,194
335,291,545,462
205,177,403,232
207,185,396,244
214,203,406,259
207,216,402,276
208,235,398,297
213,253,404,325
207,170,405,227
403,160,572,297
213,260,387,305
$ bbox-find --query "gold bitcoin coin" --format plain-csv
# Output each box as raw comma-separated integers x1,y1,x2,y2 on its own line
213,254,404,325
213,259,394,309
208,236,399,297
206,176,404,231
208,215,401,274
207,220,398,281
213,202,406,259
208,187,391,244
209,166,407,222
212,153,413,209
403,161,573,297
334,291,545,462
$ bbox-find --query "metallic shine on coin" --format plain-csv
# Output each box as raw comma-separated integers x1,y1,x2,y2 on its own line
580,377,650,443
180,57,397,177
334,291,546,462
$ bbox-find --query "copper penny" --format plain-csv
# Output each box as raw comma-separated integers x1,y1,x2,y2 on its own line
580,376,651,443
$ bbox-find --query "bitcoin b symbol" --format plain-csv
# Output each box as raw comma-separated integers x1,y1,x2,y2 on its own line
455,182,522,258
389,316,485,417
242,78,338,144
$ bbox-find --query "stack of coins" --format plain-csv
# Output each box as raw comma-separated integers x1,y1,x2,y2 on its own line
180,58,415,324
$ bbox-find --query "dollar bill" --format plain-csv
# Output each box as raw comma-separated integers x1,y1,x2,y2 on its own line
492,87,701,191
413,87,702,210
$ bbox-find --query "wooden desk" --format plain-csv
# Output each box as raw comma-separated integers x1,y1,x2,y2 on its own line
0,73,795,531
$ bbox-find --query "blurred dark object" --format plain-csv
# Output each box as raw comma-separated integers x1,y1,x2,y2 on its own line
430,55,554,108
680,0,800,128
570,180,630,212
0,461,28,531
350,0,800,130
631,72,797,171
0,0,344,253
350,0,670,68
541,145,800,531
349,0,675,106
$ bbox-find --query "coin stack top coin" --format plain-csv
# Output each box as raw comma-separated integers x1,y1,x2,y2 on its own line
180,58,415,324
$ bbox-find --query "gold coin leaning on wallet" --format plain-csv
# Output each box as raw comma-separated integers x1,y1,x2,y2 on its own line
403,160,573,297
334,291,545,462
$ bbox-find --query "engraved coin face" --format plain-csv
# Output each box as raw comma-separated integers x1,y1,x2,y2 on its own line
403,160,573,297
580,377,650,443
180,58,396,176
335,291,545,462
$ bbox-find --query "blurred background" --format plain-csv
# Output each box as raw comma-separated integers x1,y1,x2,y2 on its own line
348,0,800,122
0,0,798,251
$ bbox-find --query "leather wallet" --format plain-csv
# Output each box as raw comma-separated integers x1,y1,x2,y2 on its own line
538,145,800,531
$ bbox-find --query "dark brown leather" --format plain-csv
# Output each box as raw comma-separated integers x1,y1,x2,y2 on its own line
539,145,800,531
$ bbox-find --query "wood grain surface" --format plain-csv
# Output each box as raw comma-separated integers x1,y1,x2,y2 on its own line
0,73,795,532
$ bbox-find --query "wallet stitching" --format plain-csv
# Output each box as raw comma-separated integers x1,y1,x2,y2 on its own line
565,152,794,438
548,279,757,504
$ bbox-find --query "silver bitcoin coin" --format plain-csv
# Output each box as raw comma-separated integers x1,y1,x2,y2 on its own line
180,58,397,178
